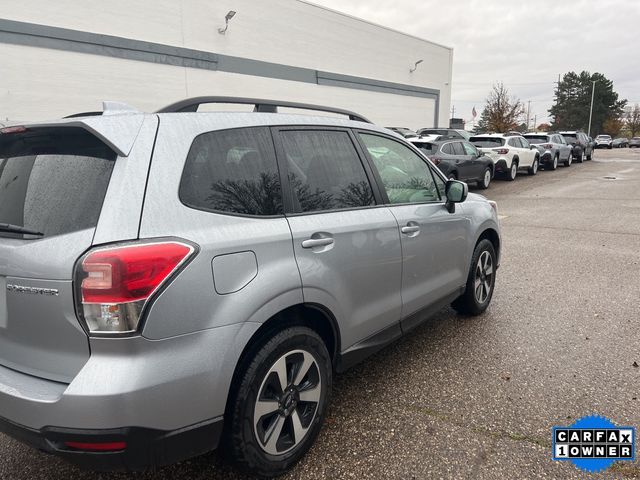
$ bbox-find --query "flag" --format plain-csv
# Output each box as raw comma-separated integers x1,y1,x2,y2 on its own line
472,106,477,119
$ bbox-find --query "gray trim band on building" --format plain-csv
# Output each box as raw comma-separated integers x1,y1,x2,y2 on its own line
0,18,440,124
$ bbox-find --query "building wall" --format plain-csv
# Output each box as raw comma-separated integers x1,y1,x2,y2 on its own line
0,0,452,129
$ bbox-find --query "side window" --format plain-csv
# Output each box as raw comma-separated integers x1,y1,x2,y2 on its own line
179,127,283,216
442,143,455,155
280,130,375,213
358,133,441,205
462,142,478,156
451,142,465,156
520,137,530,149
507,138,518,148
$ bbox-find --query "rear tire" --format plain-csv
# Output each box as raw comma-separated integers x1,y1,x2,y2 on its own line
576,151,584,163
587,149,593,160
448,172,457,180
478,167,491,189
223,327,331,478
506,160,518,181
549,154,558,171
452,239,497,316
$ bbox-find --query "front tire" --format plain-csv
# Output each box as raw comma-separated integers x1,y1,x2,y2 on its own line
224,327,332,477
478,167,491,189
452,239,497,315
528,157,539,175
564,153,572,167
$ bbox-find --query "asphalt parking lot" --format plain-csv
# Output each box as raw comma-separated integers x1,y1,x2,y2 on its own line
1,147,639,480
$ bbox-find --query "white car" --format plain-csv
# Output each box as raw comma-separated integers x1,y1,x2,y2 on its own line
595,134,613,149
469,133,540,181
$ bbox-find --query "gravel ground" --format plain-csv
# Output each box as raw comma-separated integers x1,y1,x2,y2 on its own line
1,147,639,479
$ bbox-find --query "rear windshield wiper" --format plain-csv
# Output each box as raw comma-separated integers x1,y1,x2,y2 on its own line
0,223,44,237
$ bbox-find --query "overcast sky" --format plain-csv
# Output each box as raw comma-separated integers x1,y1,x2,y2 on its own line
311,0,640,126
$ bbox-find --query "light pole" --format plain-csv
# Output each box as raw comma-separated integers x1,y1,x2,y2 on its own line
587,80,596,137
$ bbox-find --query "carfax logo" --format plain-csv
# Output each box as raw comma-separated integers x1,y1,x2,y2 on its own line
552,415,635,473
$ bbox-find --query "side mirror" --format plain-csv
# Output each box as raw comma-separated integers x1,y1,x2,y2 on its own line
445,180,468,213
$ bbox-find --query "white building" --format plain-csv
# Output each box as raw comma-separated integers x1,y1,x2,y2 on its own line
0,0,452,129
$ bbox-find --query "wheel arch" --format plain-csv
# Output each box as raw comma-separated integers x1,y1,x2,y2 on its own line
229,303,341,387
475,227,501,265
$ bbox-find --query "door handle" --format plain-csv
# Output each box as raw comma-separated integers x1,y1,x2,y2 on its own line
302,237,335,249
401,224,420,235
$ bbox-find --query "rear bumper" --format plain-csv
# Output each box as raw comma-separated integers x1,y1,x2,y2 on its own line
0,414,223,471
0,322,260,469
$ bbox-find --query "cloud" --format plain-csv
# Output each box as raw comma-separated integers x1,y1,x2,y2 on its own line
309,0,640,123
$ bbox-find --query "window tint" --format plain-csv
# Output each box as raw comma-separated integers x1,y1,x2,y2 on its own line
179,127,283,216
470,137,505,148
0,127,116,238
520,137,530,148
412,142,437,155
462,142,478,156
359,133,441,205
508,138,520,148
280,130,374,213
441,143,453,155
451,142,465,156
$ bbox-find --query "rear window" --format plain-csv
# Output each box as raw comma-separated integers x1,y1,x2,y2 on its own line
470,137,505,148
412,142,437,154
562,134,578,143
0,127,116,239
524,136,549,144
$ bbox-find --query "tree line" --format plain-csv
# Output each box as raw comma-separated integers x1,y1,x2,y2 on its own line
475,72,639,138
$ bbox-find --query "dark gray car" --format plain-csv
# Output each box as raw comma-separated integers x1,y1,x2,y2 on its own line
411,138,494,189
0,98,501,477
523,133,573,169
559,131,594,162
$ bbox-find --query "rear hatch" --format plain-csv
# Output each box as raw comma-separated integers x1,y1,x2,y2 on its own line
0,126,116,382
470,137,505,159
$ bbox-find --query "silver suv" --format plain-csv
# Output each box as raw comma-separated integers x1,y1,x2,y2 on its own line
0,98,501,476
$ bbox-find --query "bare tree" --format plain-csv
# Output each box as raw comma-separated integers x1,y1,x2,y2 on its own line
477,83,524,133
625,104,640,137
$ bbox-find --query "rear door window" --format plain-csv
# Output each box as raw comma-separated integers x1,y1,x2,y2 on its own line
279,130,375,213
179,127,283,216
0,127,116,239
451,142,465,156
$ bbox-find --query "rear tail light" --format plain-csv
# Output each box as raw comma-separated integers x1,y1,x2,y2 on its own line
431,156,442,165
543,144,553,149
0,126,28,134
64,441,127,452
494,148,509,155
75,240,196,335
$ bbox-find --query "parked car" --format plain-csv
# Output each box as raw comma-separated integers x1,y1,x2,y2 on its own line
559,131,594,162
612,137,629,148
629,137,640,148
0,97,502,476
410,138,494,189
470,133,540,180
523,132,573,169
386,127,418,138
416,128,471,140
594,134,613,149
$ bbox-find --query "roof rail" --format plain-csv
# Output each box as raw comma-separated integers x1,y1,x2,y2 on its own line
156,96,372,123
